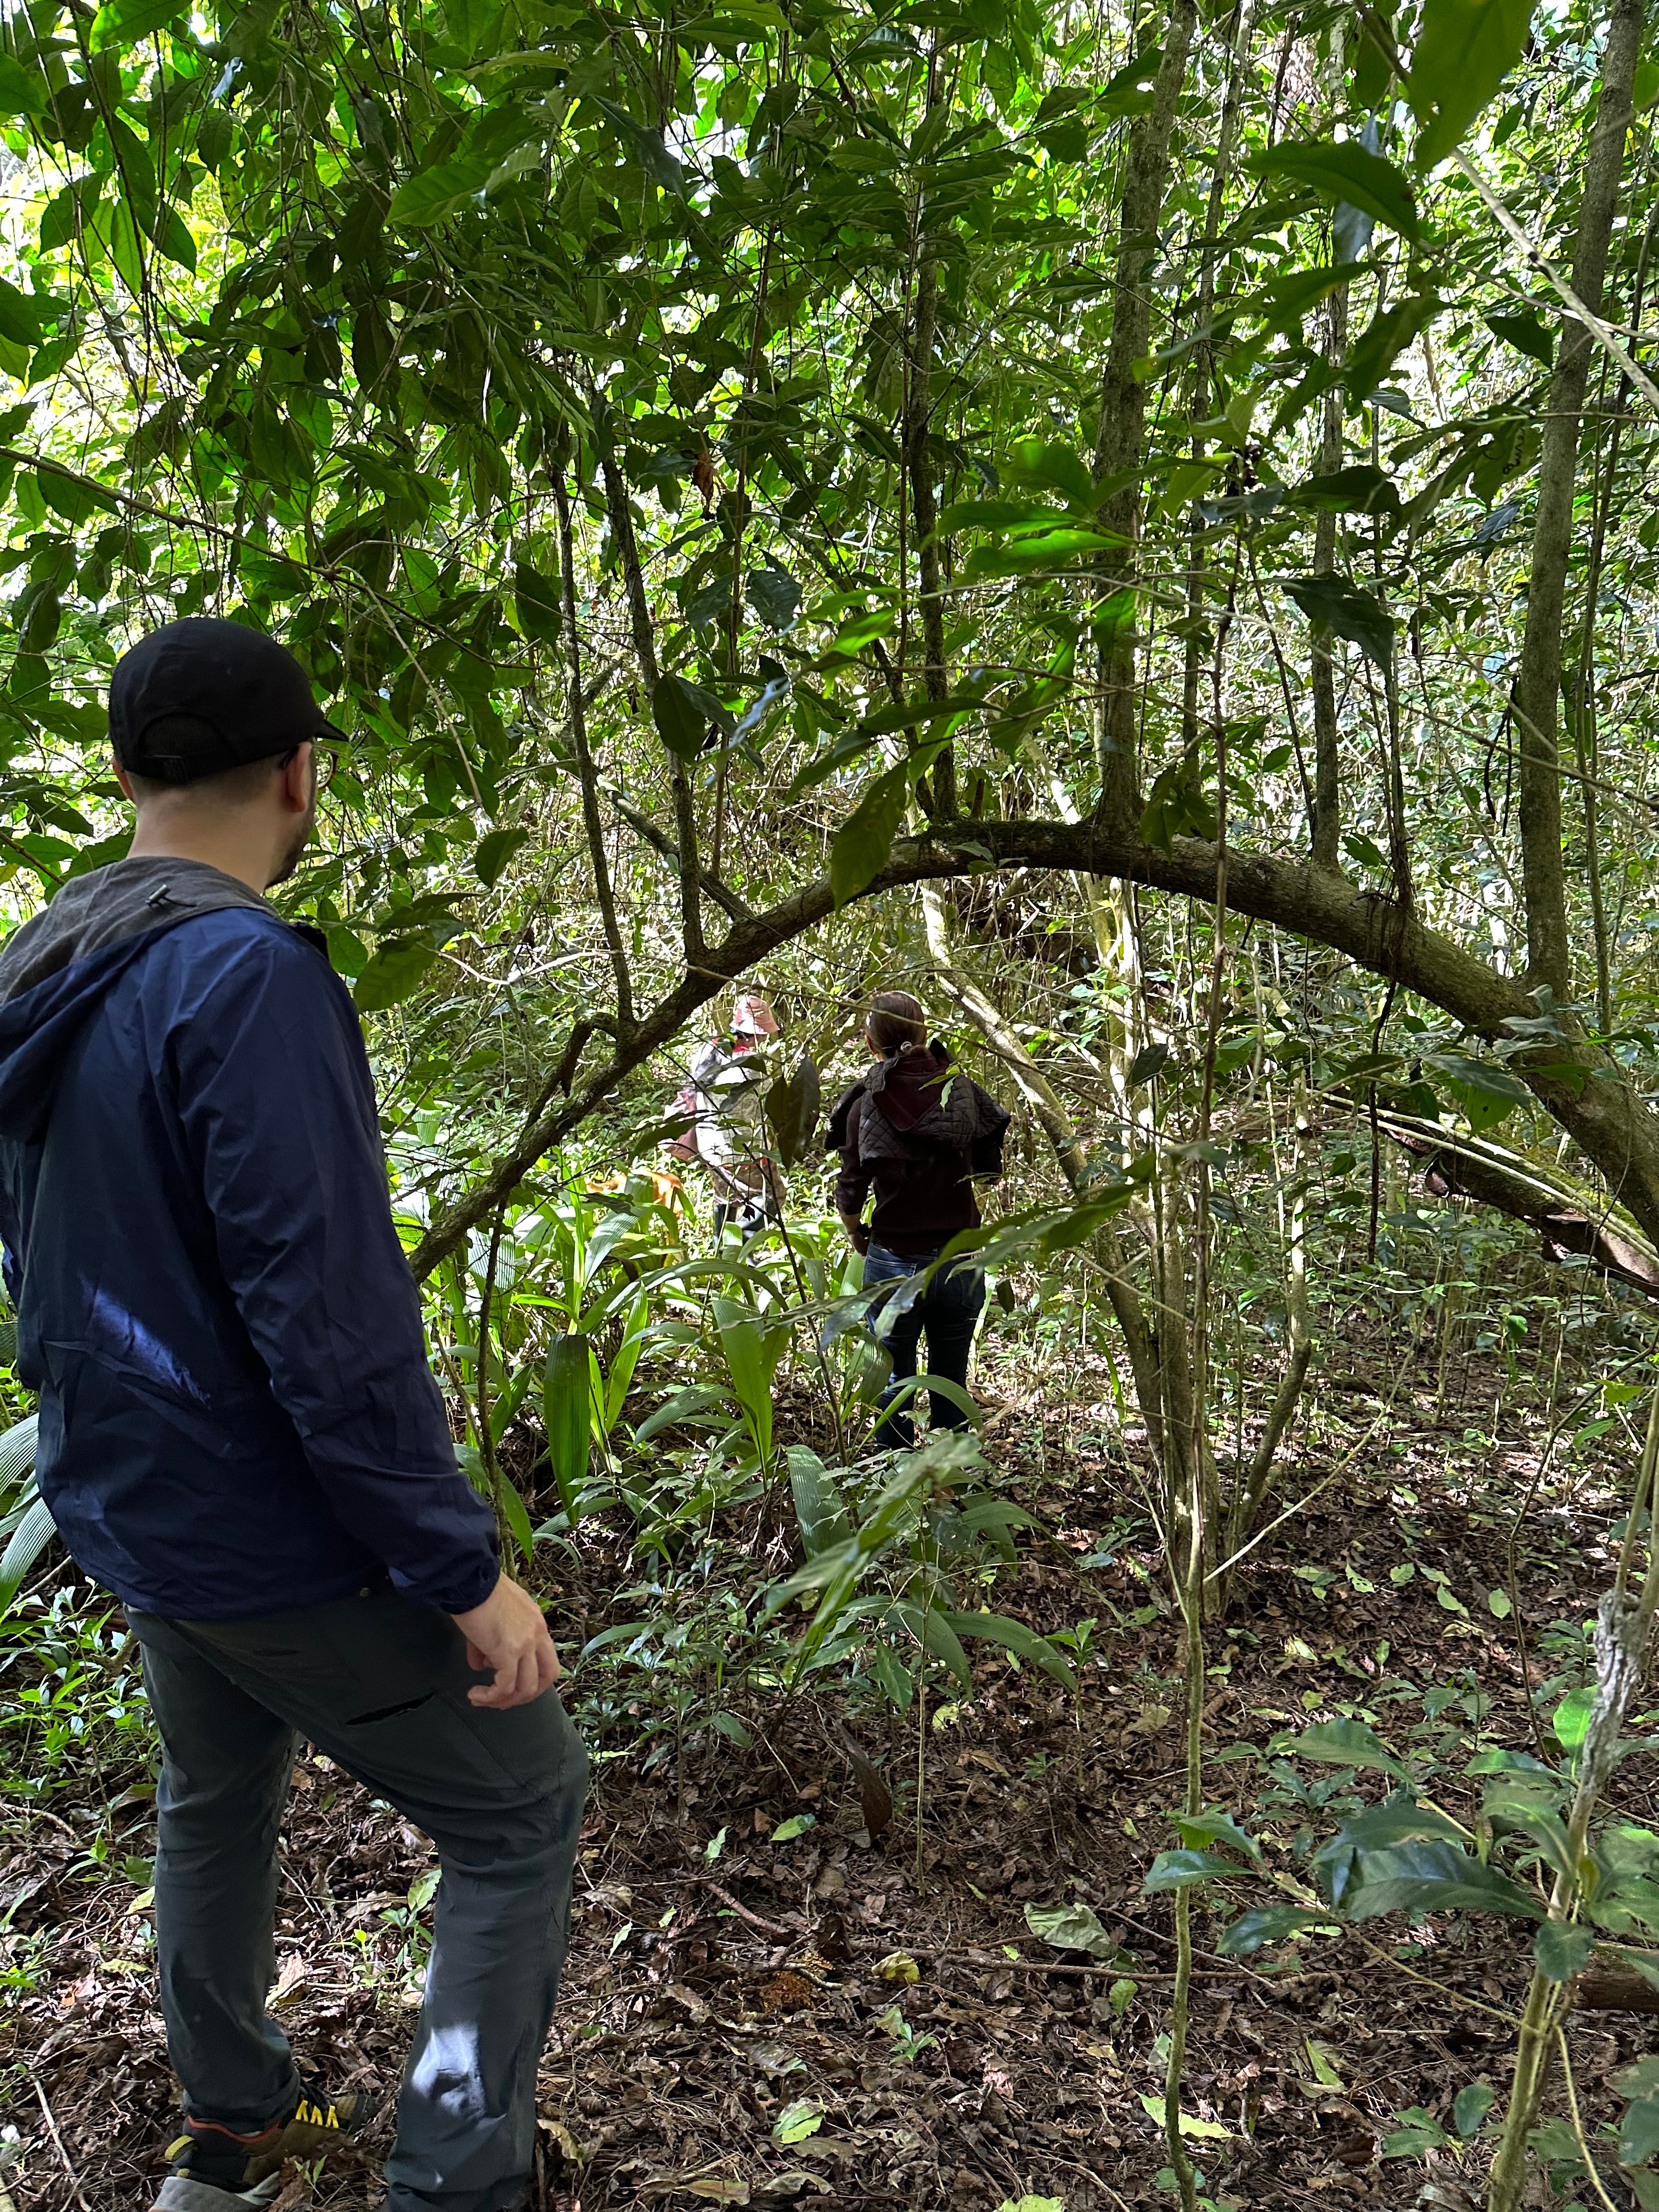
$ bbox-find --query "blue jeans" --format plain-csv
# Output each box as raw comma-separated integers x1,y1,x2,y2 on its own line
863,1242,986,1449
134,1589,588,2212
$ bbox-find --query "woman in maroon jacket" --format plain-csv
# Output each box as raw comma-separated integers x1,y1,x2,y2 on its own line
825,991,1011,1448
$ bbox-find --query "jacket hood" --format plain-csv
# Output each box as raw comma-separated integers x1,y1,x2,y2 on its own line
0,859,275,1145
825,1043,1009,1161
868,1043,959,1137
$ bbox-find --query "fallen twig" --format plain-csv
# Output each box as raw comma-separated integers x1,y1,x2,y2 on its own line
33,2081,95,2212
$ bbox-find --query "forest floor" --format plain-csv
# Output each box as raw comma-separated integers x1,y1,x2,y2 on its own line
2,1313,1652,2212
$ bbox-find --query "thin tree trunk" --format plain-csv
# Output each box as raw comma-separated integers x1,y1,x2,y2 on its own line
593,428,706,962
1513,0,1643,999
554,468,633,1036
1310,290,1349,870
1092,0,1198,830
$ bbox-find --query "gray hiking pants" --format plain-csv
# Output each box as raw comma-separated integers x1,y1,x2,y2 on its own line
132,1587,589,2212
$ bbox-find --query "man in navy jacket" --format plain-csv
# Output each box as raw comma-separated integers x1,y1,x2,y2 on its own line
0,619,586,2212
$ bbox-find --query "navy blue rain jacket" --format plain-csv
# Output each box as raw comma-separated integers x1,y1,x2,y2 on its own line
0,879,499,1620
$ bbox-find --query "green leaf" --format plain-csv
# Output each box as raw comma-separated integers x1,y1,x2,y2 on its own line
0,54,48,117
765,1052,822,1169
941,1610,1077,1690
1006,439,1094,506
388,153,492,227
474,826,529,888
788,1447,851,1557
1533,1919,1595,1981
1453,2081,1496,2137
1485,308,1555,368
1622,2094,1659,2170
1288,464,1400,516
653,672,714,761
830,764,908,905
89,0,188,48
1140,749,1217,852
1215,1905,1338,1956
543,1333,594,1524
1342,1838,1544,1922
1282,574,1396,673
515,561,562,645
1345,294,1442,405
1281,1716,1412,1779
746,560,800,631
1381,2113,1449,2157
1170,1807,1262,1863
0,281,42,351
1143,1848,1239,1892
773,2099,822,2145
1137,2093,1231,2140
592,97,685,195
1023,1899,1115,1956
1553,1684,1597,1752
1424,1050,1531,1135
352,935,440,1013
1407,0,1534,170
771,1812,816,1843
1247,140,1419,240
149,204,197,273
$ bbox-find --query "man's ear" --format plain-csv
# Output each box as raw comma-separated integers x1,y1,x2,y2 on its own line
278,743,314,812
114,757,136,803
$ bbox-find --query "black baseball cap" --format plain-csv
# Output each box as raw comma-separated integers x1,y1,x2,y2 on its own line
110,617,341,785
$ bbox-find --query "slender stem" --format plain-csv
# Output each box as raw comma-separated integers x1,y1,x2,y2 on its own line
554,465,634,1035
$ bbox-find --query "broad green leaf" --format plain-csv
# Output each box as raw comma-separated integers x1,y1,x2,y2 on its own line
1171,1807,1262,1863
1453,2081,1496,2137
771,1812,815,1842
772,2099,822,2145
353,935,440,1013
388,154,492,227
1282,574,1397,673
515,561,561,645
1553,1684,1597,1751
89,0,188,49
0,281,41,350
941,1610,1077,1689
1138,2093,1231,2139
746,560,800,631
764,1052,821,1169
1143,1848,1238,1892
653,673,713,761
1342,1838,1543,1921
787,1447,851,1557
474,826,529,888
1485,308,1555,368
1247,140,1419,240
1344,294,1441,405
1282,1716,1412,1777
149,205,197,272
543,1334,593,1523
1533,1919,1595,1981
830,764,907,905
0,55,48,117
1623,2093,1659,2169
1288,464,1400,515
1424,1051,1531,1134
1215,1905,1338,1955
1407,0,1533,170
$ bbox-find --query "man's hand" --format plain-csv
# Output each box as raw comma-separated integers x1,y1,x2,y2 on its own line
450,1574,560,1709
839,1211,870,1256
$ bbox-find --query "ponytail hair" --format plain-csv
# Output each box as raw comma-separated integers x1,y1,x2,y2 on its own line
866,989,928,1057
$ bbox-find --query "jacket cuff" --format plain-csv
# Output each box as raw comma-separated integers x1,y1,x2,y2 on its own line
392,1546,501,1616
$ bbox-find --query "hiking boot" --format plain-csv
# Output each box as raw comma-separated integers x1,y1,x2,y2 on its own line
153,2085,379,2212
